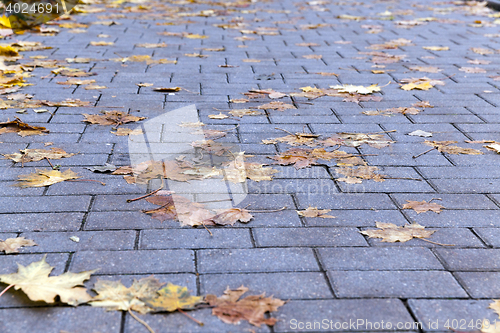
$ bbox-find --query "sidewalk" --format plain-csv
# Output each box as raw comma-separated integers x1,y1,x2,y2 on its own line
1,0,500,332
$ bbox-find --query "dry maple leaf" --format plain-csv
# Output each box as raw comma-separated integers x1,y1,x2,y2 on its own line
208,113,229,119
0,237,36,254
212,208,253,225
3,148,75,163
409,66,442,73
83,111,146,126
335,165,386,184
223,155,279,183
320,132,393,149
367,38,413,50
191,140,232,156
297,206,335,218
142,283,203,312
360,222,435,243
400,77,445,91
262,133,319,147
343,94,383,104
15,169,80,188
0,255,95,306
402,200,444,213
459,67,487,73
111,128,143,136
205,286,285,327
228,109,263,117
0,118,49,136
471,47,494,55
424,140,483,155
423,46,449,51
257,101,296,111
90,276,164,314
145,193,216,226
269,148,357,169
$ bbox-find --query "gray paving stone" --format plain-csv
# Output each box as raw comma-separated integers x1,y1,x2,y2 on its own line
474,228,500,247
435,249,500,271
405,210,500,227
303,209,408,227
319,247,444,270
455,272,500,298
198,248,319,273
0,213,83,232
200,272,332,299
19,231,136,253
70,250,195,274
274,299,415,333
254,227,368,247
0,196,91,213
296,193,397,210
0,307,121,333
408,299,497,332
327,271,468,298
85,211,179,230
140,228,253,249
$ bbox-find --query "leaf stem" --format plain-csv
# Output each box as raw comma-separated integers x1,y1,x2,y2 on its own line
128,309,156,333
0,284,14,299
419,238,455,246
127,179,164,203
247,206,287,213
412,147,436,159
178,309,204,326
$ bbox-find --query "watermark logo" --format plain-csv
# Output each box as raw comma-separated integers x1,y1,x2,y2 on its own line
1,0,78,31
127,104,247,210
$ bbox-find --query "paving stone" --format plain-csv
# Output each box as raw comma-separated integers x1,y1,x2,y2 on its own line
274,299,415,333
254,227,368,247
85,211,179,230
435,249,500,271
200,272,332,299
319,247,444,270
296,193,397,210
405,210,500,227
140,228,253,249
392,193,498,209
198,248,319,273
474,228,500,247
408,299,497,332
0,213,83,232
0,307,121,333
327,271,468,298
19,231,136,253
0,196,91,213
70,250,195,274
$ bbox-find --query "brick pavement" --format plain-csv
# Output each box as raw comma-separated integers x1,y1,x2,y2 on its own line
1,0,500,332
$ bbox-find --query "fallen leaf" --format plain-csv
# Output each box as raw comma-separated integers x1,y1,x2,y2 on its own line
90,276,164,314
402,200,444,213
90,41,114,46
15,169,80,188
208,113,229,119
0,255,94,306
471,47,494,55
152,87,181,92
142,283,203,312
3,148,76,163
136,83,154,87
111,128,143,136
205,286,285,327
468,59,491,65
485,143,500,153
320,132,393,149
408,130,433,137
0,237,36,254
297,206,335,218
409,66,442,73
331,84,381,95
423,46,449,51
363,107,421,116
212,208,253,226
336,165,386,183
262,133,319,147
83,111,146,126
360,222,435,243
223,156,279,182
302,54,322,59
229,109,263,117
459,66,487,73
424,140,483,155
257,101,296,111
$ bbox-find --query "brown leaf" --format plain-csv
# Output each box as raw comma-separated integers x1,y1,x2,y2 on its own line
403,200,444,213
228,109,263,117
262,133,319,147
297,206,335,218
409,66,442,73
257,101,296,111
360,222,435,243
152,87,181,92
83,111,146,126
0,237,36,254
320,132,393,149
205,286,285,327
223,153,279,182
424,140,483,155
0,118,49,136
212,208,253,225
3,148,75,163
335,165,386,183
459,66,487,73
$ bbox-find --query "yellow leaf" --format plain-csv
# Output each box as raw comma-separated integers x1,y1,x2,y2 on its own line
15,169,80,187
401,82,433,91
0,16,11,29
0,255,95,306
142,283,203,312
0,237,36,254
330,84,381,95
